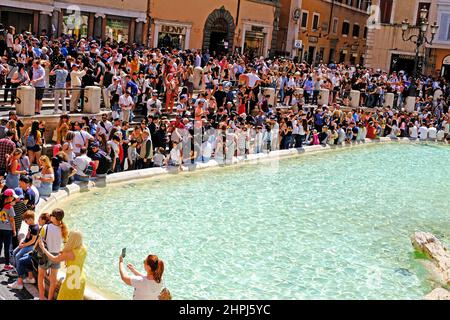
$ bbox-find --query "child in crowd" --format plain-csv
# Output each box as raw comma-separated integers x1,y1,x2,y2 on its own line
127,139,139,171
153,147,166,167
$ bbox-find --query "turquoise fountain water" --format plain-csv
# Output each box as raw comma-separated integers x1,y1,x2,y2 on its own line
60,143,450,299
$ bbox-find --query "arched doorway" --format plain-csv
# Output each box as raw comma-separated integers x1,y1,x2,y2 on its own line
203,6,235,55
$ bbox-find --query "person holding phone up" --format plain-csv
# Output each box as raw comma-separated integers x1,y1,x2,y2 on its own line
119,251,168,300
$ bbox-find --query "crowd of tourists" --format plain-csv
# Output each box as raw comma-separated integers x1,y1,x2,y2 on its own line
0,27,448,184
0,26,449,300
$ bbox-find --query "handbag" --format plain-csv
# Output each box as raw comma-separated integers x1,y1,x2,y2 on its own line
31,225,51,271
158,279,172,300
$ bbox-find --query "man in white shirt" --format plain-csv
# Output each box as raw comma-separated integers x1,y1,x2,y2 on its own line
146,91,162,117
418,124,428,140
119,91,134,122
409,124,418,139
246,68,261,88
70,64,86,112
427,123,437,140
98,114,113,136
73,124,94,156
73,147,92,182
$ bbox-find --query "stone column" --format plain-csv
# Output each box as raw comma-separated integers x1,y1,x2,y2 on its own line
94,13,105,40
135,21,144,45
16,86,36,116
350,90,360,108
39,11,52,34
51,10,59,38
405,96,416,112
83,86,101,114
383,92,394,108
129,19,136,43
318,89,329,106
264,88,276,106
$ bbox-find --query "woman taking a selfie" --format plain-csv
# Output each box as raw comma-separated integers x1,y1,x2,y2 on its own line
119,253,167,300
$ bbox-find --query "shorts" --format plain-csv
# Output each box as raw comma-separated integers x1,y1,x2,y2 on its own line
40,252,61,270
27,145,42,152
35,87,45,100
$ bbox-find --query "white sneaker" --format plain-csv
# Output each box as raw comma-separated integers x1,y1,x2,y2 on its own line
7,281,23,290
23,278,36,284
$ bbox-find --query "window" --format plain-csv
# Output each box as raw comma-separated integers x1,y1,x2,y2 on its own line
379,0,393,24
62,11,89,38
342,21,350,36
332,18,338,34
416,2,431,25
353,24,360,37
437,12,450,42
301,11,308,29
312,13,319,31
363,26,368,39
356,0,363,9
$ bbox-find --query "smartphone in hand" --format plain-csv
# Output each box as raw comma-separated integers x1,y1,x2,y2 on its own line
121,248,126,259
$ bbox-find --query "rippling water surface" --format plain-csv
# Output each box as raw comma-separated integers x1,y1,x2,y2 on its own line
60,143,450,299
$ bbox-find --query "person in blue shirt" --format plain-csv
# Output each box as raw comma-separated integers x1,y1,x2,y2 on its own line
126,74,139,98
60,43,68,57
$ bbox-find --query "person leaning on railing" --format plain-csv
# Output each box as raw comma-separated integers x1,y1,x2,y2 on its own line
50,62,68,113
10,62,29,107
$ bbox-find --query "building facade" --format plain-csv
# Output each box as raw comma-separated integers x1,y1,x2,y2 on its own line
148,0,280,57
277,0,370,65
365,0,450,79
1,0,149,43
1,0,282,57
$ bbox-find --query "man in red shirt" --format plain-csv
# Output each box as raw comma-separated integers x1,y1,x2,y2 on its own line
170,115,186,129
0,131,16,176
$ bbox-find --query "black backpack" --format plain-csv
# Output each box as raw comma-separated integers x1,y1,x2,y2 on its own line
98,150,113,173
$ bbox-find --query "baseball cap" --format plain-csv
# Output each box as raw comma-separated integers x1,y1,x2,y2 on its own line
91,141,100,148
72,64,79,68
4,188,18,198
152,91,158,96
180,94,188,100
13,187,24,200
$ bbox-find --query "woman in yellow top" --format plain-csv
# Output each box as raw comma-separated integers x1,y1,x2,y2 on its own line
129,54,140,75
56,114,70,145
38,230,87,300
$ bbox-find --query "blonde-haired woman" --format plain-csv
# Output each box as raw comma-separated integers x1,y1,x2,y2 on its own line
35,155,54,197
119,253,165,300
36,208,69,300
38,229,87,300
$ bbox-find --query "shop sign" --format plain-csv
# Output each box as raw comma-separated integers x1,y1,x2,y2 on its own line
107,20,128,29
443,54,450,65
396,54,415,60
161,25,186,35
308,36,318,43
